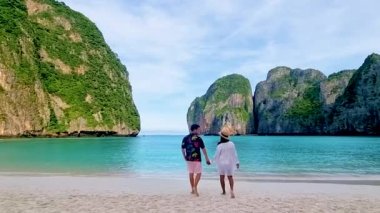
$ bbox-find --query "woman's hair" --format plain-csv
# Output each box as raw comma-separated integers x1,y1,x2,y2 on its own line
217,137,229,145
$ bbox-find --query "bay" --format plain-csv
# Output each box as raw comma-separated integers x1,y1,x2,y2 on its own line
0,136,379,178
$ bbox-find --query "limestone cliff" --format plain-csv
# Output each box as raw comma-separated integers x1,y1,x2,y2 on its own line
320,70,356,107
0,0,140,136
319,70,355,132
328,54,380,135
188,54,379,135
254,67,326,134
187,74,254,135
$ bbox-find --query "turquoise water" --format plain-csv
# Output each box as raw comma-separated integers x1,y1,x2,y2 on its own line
0,136,379,177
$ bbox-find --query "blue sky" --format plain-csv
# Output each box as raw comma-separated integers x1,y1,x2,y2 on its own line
61,0,380,134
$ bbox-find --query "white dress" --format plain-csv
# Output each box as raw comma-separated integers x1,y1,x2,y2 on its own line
213,141,239,176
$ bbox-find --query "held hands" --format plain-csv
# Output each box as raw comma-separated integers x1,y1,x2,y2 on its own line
206,158,211,165
236,163,240,169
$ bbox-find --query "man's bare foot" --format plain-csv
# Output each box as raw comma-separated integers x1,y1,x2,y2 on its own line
231,191,235,199
221,191,226,195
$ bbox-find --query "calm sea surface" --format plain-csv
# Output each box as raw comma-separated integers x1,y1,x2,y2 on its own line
0,136,379,178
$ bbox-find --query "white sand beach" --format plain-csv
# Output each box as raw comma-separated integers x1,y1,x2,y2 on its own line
1,175,380,213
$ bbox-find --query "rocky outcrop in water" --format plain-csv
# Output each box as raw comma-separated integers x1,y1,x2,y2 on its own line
254,67,326,134
188,53,379,135
187,74,254,135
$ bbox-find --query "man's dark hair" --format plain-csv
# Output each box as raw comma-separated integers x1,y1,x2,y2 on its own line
190,124,200,131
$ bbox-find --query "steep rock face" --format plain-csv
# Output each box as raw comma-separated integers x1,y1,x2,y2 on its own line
319,70,355,132
254,67,326,134
320,70,356,107
187,74,254,135
0,0,140,136
328,54,380,134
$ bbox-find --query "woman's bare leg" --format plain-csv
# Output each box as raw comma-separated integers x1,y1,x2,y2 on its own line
227,175,235,198
220,175,226,195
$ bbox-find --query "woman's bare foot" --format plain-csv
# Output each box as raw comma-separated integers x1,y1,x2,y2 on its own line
221,191,226,195
194,188,199,197
191,187,195,194
231,191,235,199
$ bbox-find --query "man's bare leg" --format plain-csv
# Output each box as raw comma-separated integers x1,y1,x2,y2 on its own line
227,176,235,198
194,173,202,196
189,173,195,194
220,175,226,195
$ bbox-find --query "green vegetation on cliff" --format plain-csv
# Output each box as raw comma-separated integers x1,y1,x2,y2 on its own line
0,0,140,135
328,53,380,134
269,77,296,99
338,54,380,105
324,70,355,96
187,74,254,134
285,84,323,126
205,74,252,103
254,67,326,134
201,74,252,122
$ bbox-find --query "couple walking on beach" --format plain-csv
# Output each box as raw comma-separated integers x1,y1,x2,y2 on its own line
181,124,239,198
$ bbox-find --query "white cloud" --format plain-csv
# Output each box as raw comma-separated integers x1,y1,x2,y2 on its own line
212,0,380,91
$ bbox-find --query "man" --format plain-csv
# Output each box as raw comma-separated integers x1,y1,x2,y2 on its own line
181,124,211,196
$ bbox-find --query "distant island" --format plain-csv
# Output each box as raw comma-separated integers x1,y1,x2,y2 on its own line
188,53,380,135
0,0,140,137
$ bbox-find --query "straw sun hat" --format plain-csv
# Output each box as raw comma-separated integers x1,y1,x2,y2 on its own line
218,125,235,140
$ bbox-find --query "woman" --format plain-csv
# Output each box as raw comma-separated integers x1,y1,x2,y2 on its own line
213,125,239,198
